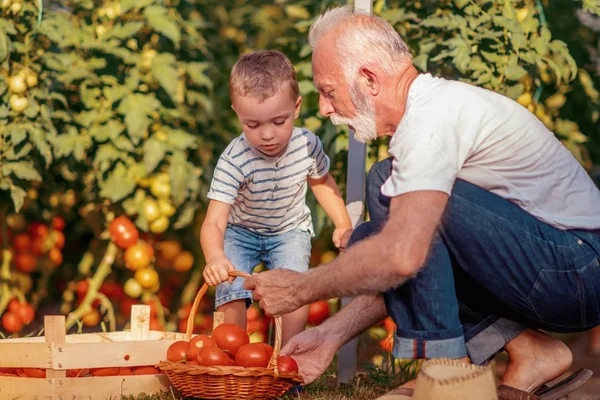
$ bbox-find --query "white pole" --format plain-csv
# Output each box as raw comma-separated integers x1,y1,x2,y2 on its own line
337,0,372,385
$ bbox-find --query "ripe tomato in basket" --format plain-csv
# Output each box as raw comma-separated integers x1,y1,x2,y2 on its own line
212,323,249,357
166,340,188,362
234,343,271,368
187,334,217,361
197,347,232,366
277,356,299,373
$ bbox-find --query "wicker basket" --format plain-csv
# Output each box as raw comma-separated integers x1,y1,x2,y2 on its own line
156,271,303,399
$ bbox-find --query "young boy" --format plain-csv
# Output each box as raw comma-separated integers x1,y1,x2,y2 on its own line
201,50,353,345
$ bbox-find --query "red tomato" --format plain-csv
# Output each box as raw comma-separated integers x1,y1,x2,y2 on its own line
258,343,274,359
212,323,249,357
186,360,199,365
90,367,119,376
234,343,271,368
246,306,260,321
8,300,35,325
67,369,89,377
28,222,49,239
166,340,188,362
307,300,330,326
52,216,65,231
109,216,139,249
23,368,46,378
134,366,160,375
197,347,231,366
118,367,133,375
13,253,36,273
12,233,31,252
187,334,217,361
383,317,396,334
2,311,23,333
277,356,298,373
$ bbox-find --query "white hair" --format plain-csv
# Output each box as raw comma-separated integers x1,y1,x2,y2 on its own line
309,5,412,85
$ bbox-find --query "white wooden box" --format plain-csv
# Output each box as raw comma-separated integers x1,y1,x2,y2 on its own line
0,305,185,399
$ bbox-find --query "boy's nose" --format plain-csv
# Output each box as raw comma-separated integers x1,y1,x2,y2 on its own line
260,129,275,141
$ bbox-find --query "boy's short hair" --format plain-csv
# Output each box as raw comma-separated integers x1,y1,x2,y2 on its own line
229,50,299,103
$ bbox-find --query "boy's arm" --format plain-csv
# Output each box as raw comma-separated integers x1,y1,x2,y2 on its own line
309,173,353,248
200,200,233,280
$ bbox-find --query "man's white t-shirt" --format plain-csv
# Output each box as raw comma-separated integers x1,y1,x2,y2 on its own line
381,73,600,230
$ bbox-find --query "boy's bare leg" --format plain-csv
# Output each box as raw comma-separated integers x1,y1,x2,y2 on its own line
281,304,309,346
217,299,247,329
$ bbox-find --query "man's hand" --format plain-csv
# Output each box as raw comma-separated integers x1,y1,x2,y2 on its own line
280,327,339,385
243,269,305,316
332,227,353,251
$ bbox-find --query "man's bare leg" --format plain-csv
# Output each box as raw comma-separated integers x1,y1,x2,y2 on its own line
500,328,572,392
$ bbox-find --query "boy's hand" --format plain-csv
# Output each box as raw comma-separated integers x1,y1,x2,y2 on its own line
332,228,353,251
203,255,236,286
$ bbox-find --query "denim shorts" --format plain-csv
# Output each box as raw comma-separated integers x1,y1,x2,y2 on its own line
215,224,312,308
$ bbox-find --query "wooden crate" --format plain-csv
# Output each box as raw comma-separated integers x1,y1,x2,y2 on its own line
0,305,186,400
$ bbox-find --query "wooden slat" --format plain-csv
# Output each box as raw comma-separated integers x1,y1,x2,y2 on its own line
0,342,52,368
0,374,170,399
1,329,185,344
45,316,67,379
51,340,177,369
131,305,150,341
213,311,225,329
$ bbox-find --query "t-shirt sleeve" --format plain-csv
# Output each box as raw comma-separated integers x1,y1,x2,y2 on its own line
380,116,460,198
206,155,243,205
307,131,330,179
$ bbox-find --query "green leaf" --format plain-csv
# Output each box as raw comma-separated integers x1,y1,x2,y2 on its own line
298,80,316,95
125,109,149,145
28,126,53,167
2,161,42,181
100,163,137,202
0,104,8,118
103,84,130,103
169,152,189,206
186,91,213,113
505,56,528,80
173,202,197,229
5,143,32,160
95,143,124,172
81,83,102,108
50,92,69,108
121,0,154,13
106,21,144,40
503,83,525,100
10,185,26,213
167,129,197,150
114,135,135,152
186,62,213,89
75,134,93,161
51,127,78,158
412,54,428,72
151,53,179,99
7,125,27,146
143,138,167,173
144,6,181,45
0,30,9,63
453,0,469,9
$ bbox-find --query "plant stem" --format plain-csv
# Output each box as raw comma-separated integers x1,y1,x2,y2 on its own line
65,242,117,331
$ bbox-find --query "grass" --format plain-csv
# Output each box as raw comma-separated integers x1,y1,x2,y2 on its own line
120,357,421,400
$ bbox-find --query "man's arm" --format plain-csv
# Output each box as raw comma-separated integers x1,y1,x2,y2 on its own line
302,190,448,301
244,190,448,315
280,294,387,384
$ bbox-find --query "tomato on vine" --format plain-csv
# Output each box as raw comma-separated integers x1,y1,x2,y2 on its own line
109,216,139,249
124,243,151,271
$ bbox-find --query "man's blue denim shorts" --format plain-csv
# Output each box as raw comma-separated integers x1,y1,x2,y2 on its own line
215,224,311,308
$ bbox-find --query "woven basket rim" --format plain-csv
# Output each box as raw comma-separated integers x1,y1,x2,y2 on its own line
157,360,304,382
417,358,492,386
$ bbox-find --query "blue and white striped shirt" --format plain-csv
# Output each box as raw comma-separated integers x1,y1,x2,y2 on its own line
207,127,330,235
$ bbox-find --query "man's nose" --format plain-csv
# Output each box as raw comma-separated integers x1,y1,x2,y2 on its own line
319,95,335,117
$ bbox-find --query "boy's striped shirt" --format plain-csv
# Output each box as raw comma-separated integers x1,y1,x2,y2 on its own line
207,127,330,235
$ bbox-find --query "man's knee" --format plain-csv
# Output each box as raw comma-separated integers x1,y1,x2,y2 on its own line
348,221,377,248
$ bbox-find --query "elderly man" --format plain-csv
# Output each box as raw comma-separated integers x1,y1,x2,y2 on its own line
244,6,600,399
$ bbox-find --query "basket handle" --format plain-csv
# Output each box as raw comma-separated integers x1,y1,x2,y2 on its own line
186,270,283,378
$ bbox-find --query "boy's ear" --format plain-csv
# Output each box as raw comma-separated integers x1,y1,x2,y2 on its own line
294,96,303,118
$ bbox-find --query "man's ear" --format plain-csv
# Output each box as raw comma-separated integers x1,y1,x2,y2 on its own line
359,66,380,96
294,96,303,118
